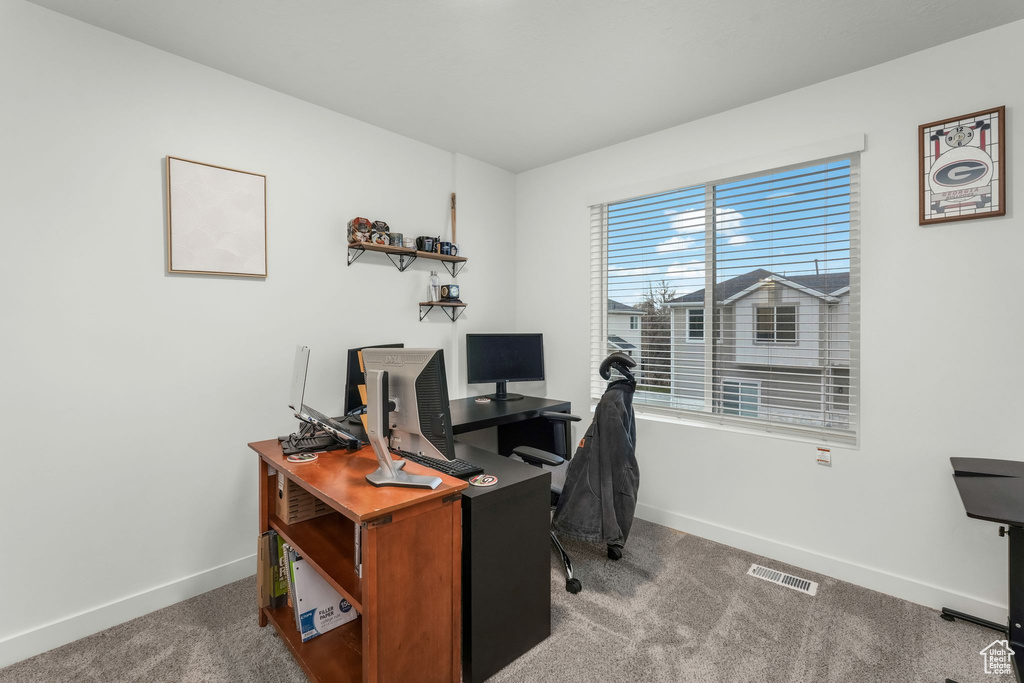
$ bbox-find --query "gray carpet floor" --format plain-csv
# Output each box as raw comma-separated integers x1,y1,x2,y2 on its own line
1,519,1010,682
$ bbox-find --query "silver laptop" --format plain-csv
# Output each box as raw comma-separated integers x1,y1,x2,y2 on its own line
289,346,360,444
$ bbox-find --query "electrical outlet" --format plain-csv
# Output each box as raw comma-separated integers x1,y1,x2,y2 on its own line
816,447,831,467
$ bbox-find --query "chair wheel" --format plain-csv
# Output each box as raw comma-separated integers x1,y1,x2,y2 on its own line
607,546,622,561
566,578,582,594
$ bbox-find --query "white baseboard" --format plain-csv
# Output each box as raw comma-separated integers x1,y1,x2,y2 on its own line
0,554,256,669
635,503,1007,624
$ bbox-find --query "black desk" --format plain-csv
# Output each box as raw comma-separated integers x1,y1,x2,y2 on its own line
944,457,1024,682
450,395,573,456
454,443,551,683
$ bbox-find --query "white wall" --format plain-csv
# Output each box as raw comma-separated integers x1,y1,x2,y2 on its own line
0,0,514,665
516,19,1023,622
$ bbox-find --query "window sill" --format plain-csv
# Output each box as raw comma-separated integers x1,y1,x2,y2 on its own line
629,405,859,449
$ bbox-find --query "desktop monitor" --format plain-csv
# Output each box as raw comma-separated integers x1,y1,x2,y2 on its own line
343,343,404,416
466,333,544,401
360,348,454,489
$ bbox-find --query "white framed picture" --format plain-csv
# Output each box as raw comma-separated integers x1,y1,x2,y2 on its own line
166,156,267,276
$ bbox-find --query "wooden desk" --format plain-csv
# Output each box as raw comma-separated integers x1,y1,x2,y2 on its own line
250,439,469,683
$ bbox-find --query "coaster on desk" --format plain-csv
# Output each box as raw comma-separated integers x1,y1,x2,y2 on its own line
287,452,320,463
474,397,492,403
469,473,498,487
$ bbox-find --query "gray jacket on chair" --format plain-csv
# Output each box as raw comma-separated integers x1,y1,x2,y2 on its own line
552,379,639,548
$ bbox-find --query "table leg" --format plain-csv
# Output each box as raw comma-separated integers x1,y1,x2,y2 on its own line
1009,526,1024,680
258,458,269,628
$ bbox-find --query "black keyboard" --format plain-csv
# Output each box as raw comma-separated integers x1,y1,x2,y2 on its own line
303,405,340,427
397,451,484,479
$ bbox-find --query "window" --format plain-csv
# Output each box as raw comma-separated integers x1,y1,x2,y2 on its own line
629,316,639,330
722,380,759,418
687,309,704,341
591,155,859,444
755,305,797,342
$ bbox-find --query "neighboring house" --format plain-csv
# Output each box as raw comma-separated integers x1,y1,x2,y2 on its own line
607,299,644,370
667,268,851,428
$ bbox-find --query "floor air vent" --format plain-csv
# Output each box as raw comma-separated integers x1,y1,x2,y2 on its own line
747,564,818,596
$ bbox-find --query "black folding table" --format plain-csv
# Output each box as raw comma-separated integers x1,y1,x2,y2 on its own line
943,457,1024,682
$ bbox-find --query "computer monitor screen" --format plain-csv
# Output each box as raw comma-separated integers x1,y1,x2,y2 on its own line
466,334,544,400
344,343,403,415
361,348,455,462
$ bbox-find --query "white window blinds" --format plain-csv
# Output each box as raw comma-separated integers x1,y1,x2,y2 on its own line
590,155,860,444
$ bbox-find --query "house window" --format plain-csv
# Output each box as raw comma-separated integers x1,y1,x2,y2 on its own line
722,380,759,418
629,316,639,330
687,309,704,341
592,153,860,444
755,306,797,342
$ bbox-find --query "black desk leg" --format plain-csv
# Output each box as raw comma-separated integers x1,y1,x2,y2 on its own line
941,525,1024,683
1010,525,1024,680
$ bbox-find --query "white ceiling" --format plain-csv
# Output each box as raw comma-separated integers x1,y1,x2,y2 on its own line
29,0,1024,173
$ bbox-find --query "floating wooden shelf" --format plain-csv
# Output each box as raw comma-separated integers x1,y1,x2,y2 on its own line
419,301,467,322
347,242,467,276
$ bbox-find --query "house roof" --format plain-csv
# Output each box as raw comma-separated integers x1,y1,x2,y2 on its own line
669,268,850,305
980,640,1015,654
608,335,637,350
608,299,643,313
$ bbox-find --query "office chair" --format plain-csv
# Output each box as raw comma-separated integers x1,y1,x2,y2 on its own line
512,352,638,594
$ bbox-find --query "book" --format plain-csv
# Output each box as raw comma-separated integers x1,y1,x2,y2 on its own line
285,544,300,623
269,531,288,609
292,554,359,642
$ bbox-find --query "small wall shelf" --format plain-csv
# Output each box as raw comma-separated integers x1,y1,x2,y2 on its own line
347,242,467,276
419,301,466,322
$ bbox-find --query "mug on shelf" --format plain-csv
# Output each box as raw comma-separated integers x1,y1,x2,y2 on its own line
440,241,452,255
416,236,435,252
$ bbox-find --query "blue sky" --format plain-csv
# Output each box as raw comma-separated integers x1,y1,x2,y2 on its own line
607,160,852,308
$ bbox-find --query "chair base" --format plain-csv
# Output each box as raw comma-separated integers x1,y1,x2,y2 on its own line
551,531,581,593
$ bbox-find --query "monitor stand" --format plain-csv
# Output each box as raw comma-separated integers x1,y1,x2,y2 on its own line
486,381,523,401
364,368,442,489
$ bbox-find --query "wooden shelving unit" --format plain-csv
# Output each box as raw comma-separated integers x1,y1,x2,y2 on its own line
347,241,467,276
419,301,466,322
268,512,362,610
252,440,467,683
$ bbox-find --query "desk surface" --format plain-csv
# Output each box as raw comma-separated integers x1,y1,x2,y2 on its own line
450,395,571,434
249,439,467,524
951,457,1024,527
453,442,549,499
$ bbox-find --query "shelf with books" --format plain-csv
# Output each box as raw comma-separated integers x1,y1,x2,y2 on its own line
263,603,362,683
269,511,362,611
253,439,466,683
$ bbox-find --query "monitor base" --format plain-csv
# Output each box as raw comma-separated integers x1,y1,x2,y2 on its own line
365,460,441,489
485,393,524,401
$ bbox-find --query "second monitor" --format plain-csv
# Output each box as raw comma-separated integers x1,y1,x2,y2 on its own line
466,333,544,401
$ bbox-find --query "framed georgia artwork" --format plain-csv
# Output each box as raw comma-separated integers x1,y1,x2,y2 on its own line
919,106,1005,225
166,156,268,276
